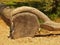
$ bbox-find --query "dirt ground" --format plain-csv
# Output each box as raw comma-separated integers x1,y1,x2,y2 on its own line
0,17,60,45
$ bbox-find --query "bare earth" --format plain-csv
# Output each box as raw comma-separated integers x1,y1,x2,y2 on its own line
0,17,60,45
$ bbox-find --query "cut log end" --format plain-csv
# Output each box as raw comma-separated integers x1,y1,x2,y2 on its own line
11,13,40,39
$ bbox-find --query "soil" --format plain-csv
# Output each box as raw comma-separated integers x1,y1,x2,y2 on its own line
0,17,60,45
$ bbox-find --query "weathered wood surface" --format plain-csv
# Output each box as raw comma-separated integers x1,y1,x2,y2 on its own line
11,6,60,31
0,3,13,20
11,12,40,39
0,4,60,39
40,21,60,31
11,6,51,22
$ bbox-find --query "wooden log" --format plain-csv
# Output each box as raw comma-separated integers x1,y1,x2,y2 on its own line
10,12,40,39
11,6,51,22
40,21,60,31
0,4,60,38
0,3,13,20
